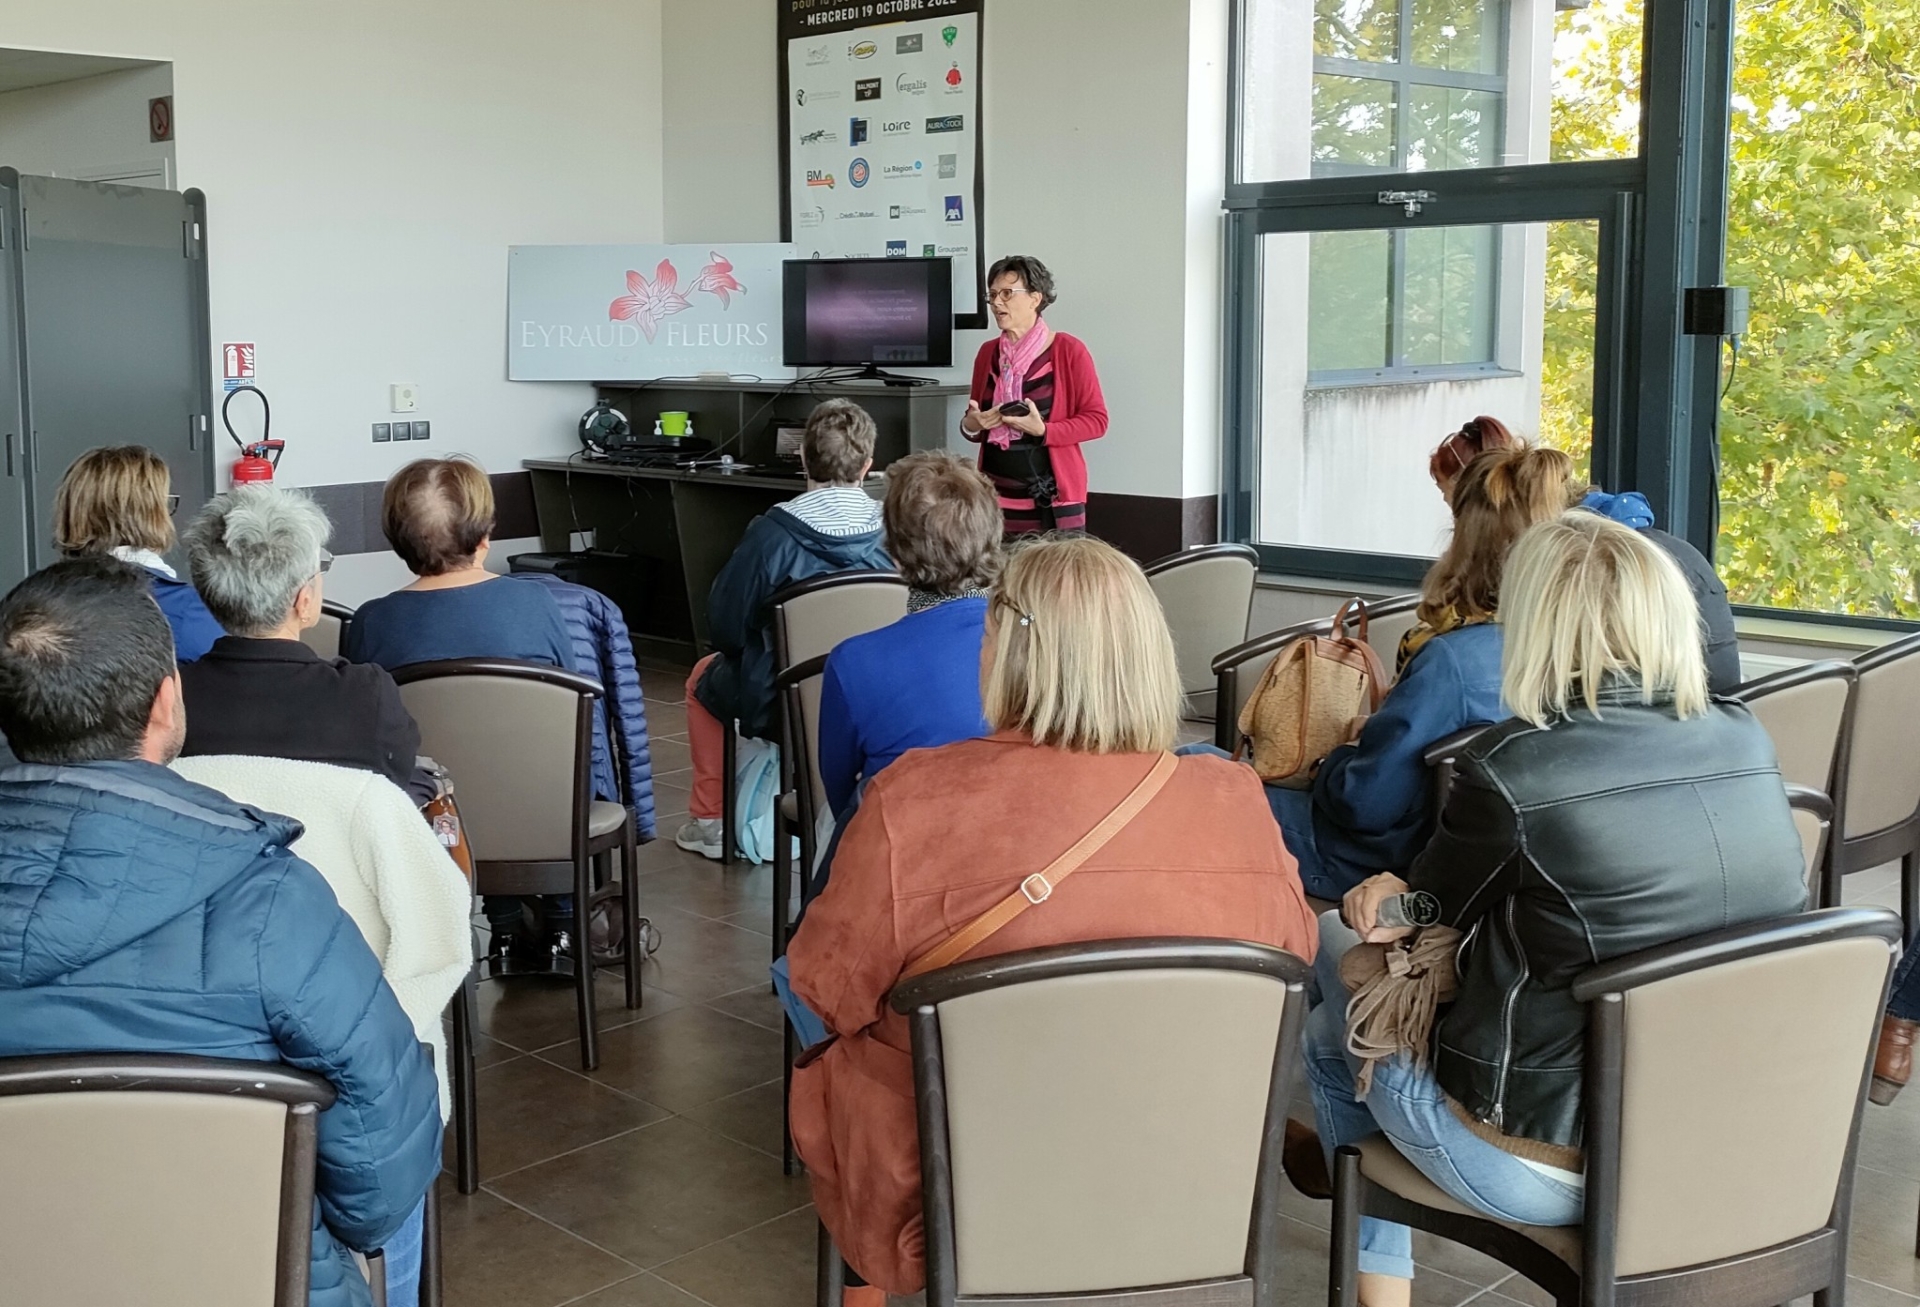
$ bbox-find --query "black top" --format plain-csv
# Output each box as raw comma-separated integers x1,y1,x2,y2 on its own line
179,637,424,797
1409,687,1808,1149
977,340,1057,491
1645,528,1743,693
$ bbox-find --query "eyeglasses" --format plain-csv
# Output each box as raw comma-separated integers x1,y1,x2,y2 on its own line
316,549,333,575
166,494,181,516
986,287,1031,304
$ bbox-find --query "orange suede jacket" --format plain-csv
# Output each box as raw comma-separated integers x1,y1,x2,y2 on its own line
786,733,1317,1294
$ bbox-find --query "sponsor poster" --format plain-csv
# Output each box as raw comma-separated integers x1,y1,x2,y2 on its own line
506,243,795,381
778,0,986,329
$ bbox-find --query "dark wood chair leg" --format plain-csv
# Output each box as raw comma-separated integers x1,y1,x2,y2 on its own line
574,852,599,1070
1903,851,1918,946
1330,1145,1362,1307
816,1220,846,1307
783,1021,797,1176
773,798,791,971
421,1181,444,1307
451,967,479,1194
722,721,738,869
621,820,642,1011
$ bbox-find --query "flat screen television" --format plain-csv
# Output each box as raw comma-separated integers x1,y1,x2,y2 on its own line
783,257,954,372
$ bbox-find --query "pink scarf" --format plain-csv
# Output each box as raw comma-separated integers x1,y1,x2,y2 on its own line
988,318,1054,450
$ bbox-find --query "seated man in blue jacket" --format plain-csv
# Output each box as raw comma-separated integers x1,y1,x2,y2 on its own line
678,399,892,860
0,556,441,1307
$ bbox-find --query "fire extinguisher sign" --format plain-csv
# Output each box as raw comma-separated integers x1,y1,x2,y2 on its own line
222,342,257,393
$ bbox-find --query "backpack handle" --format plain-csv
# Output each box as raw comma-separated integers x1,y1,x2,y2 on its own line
1334,597,1371,644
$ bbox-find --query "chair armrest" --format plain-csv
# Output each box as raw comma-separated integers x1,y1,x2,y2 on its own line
1784,783,1833,824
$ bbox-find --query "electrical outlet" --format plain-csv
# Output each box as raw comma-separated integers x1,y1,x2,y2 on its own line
411,420,430,442
392,421,413,441
372,423,391,443
390,384,418,413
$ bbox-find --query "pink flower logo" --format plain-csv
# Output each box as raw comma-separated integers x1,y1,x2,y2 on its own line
608,252,747,342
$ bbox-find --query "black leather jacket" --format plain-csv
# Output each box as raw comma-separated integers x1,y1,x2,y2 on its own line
1408,687,1809,1150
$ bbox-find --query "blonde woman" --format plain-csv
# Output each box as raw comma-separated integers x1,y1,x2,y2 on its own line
785,534,1317,1300
52,446,224,661
1298,512,1807,1307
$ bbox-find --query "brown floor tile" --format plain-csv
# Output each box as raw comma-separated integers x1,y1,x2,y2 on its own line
655,782,691,821
489,1115,813,1268
564,1271,714,1307
542,1002,784,1114
434,1178,638,1307
1848,1162,1920,1295
636,856,772,921
476,971,679,1054
473,1055,669,1177
720,909,773,938
653,1206,820,1307
648,736,693,776
680,1078,790,1159
705,983,787,1033
618,908,774,1003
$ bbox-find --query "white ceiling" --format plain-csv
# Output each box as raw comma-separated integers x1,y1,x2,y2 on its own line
0,49,159,97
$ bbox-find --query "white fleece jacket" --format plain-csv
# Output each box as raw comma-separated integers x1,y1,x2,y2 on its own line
172,755,473,1119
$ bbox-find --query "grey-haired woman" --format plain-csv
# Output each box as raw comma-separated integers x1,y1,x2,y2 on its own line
178,485,426,797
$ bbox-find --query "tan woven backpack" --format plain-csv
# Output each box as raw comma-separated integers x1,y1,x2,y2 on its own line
1234,598,1389,787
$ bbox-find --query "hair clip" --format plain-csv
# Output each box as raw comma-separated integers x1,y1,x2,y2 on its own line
1018,613,1033,627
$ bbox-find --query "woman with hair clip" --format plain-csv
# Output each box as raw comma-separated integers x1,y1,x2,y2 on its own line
786,535,1315,1301
1268,446,1576,901
1290,512,1806,1307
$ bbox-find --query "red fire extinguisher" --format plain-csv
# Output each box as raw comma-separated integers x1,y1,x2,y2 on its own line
223,385,283,486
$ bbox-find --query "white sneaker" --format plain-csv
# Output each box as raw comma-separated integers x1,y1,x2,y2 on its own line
675,817,724,861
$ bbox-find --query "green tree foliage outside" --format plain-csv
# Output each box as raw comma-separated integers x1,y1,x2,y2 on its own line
1547,0,1920,615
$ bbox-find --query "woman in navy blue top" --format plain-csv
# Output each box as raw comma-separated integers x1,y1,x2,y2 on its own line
52,445,225,662
817,452,999,819
347,457,573,962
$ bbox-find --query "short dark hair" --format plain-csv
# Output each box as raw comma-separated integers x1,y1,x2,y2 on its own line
987,255,1057,312
382,457,496,576
0,556,177,764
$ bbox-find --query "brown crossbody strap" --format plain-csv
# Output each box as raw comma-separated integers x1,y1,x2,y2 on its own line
899,752,1181,981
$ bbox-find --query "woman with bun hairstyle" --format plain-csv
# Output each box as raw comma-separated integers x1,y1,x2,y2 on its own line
1268,446,1577,900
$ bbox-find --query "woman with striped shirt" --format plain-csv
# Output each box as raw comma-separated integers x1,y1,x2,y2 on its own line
960,255,1109,537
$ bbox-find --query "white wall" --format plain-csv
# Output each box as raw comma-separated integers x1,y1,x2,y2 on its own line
0,0,666,494
0,63,175,185
660,0,1227,502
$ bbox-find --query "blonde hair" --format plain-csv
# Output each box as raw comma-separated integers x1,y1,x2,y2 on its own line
52,446,175,556
981,535,1182,754
382,457,495,576
1420,446,1576,628
1500,511,1710,727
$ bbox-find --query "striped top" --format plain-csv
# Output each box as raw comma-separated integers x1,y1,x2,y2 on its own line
978,342,1058,490
775,485,883,538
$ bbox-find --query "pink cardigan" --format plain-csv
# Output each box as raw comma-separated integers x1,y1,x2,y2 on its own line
963,330,1109,507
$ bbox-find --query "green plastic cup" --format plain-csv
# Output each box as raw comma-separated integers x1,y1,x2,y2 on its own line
659,411,691,438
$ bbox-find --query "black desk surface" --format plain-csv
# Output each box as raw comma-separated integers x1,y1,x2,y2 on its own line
522,456,884,495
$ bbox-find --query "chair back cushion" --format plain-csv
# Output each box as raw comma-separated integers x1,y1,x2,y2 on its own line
398,673,581,862
1845,645,1920,838
777,579,908,671
301,611,343,660
793,671,829,826
1147,552,1258,697
1612,935,1886,1275
934,968,1286,1295
0,1091,287,1306
1737,668,1850,794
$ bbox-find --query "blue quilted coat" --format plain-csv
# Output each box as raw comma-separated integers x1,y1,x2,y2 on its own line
0,759,442,1307
507,573,658,839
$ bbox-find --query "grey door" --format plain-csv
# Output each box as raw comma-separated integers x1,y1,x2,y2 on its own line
0,185,26,595
14,174,210,574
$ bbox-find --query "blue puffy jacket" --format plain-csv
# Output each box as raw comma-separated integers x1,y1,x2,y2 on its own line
0,759,442,1307
506,572,658,839
1309,623,1506,875
143,565,226,663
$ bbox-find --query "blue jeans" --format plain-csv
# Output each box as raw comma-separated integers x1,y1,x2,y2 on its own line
1891,939,1920,1022
1304,912,1584,1278
1266,785,1370,901
379,1197,427,1307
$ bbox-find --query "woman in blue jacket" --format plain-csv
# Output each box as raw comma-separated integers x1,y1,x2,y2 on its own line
53,445,225,661
1269,447,1575,899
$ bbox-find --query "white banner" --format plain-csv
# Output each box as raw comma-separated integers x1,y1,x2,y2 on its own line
506,243,795,381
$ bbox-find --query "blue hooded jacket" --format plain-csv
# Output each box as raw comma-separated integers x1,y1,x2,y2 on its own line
0,759,442,1307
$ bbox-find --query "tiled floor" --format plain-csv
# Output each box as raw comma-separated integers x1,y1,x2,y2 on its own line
437,664,1920,1307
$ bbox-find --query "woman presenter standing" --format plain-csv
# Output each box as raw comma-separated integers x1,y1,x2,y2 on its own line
960,255,1109,536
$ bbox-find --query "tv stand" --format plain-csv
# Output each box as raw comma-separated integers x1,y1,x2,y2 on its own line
831,364,938,387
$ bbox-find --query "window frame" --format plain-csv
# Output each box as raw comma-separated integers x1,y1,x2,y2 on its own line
1223,0,1754,610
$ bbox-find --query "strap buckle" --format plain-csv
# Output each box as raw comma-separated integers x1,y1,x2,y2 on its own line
1020,873,1053,905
